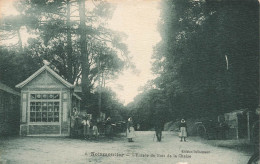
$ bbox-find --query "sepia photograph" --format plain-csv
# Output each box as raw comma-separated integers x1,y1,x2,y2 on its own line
0,0,259,163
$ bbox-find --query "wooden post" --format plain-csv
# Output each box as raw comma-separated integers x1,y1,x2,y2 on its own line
69,90,73,137
247,111,252,140
236,115,239,139
256,0,260,116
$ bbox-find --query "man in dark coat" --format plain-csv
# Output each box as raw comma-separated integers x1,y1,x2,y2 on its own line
154,118,164,142
152,100,166,142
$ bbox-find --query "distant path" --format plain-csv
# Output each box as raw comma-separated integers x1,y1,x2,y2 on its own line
0,131,250,164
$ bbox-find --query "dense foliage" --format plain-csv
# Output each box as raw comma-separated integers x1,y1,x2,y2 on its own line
128,0,259,129
91,88,128,122
0,47,41,88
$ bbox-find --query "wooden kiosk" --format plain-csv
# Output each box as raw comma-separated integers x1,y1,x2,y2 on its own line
16,65,81,136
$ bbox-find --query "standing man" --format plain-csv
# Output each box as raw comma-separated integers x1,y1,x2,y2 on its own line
153,100,165,142
105,117,112,136
83,115,92,139
70,107,79,137
154,119,164,142
82,115,88,139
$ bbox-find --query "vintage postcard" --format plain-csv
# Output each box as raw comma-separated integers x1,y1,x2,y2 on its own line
0,0,259,163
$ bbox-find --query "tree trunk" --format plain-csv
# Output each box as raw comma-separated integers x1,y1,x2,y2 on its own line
102,72,105,88
66,0,74,84
17,29,23,52
78,0,91,113
98,56,102,118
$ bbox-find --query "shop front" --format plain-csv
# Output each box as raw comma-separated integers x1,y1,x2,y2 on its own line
16,65,80,136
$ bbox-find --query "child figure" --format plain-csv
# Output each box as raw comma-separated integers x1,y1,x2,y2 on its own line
92,120,99,139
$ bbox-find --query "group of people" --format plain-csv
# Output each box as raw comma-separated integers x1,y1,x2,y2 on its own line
126,117,188,143
71,108,115,139
72,107,188,142
82,116,114,139
82,116,99,139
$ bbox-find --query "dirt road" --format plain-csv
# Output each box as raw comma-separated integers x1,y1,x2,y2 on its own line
0,131,251,164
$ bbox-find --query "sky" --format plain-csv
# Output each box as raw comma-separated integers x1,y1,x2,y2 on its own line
0,0,161,105
108,0,161,105
0,0,18,18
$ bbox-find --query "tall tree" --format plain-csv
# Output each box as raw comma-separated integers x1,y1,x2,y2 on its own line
78,0,90,113
151,0,259,120
6,0,130,116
